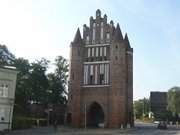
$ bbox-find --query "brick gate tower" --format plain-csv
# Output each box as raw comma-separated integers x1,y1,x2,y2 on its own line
66,9,134,128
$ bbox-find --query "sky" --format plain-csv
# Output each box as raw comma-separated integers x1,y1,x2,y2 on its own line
0,0,180,100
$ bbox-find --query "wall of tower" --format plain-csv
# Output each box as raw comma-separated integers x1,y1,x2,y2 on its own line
68,44,83,127
127,48,134,126
109,41,128,127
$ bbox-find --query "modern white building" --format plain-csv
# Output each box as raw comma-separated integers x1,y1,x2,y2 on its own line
0,66,18,131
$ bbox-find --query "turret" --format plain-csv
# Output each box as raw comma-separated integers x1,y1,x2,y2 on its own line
124,33,131,48
110,20,114,27
104,14,107,24
90,16,94,26
72,28,83,46
69,28,84,127
113,23,123,42
96,9,101,18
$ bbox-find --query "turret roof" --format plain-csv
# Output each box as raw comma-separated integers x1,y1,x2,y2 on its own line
124,33,131,48
113,23,123,42
73,28,82,44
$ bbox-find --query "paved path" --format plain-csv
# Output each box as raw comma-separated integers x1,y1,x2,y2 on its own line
5,122,180,135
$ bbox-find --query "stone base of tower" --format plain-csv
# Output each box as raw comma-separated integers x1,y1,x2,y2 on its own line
71,114,81,128
65,110,134,128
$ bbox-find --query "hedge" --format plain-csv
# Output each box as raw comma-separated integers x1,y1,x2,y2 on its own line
12,117,47,130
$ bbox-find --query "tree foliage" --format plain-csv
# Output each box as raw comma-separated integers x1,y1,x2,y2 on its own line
13,58,31,115
54,56,69,89
0,44,15,65
1,45,69,119
134,98,150,119
47,56,69,105
13,58,31,105
29,58,50,104
167,86,180,115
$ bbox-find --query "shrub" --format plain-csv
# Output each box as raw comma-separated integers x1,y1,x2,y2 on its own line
12,117,47,130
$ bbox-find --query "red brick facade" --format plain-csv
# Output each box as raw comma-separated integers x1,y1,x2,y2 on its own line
66,9,134,128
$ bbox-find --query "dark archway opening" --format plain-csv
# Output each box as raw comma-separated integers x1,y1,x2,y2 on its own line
87,102,104,127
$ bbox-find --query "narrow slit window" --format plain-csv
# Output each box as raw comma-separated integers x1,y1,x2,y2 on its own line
92,23,96,43
106,33,110,43
96,47,99,57
100,22,103,41
100,47,103,57
86,36,89,44
90,65,94,84
88,48,91,57
104,47,106,56
84,65,89,85
99,64,105,84
92,48,94,57
95,65,98,84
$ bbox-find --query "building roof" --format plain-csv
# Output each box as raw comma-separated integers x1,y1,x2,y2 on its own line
113,23,123,42
124,33,131,48
72,28,83,45
0,66,18,72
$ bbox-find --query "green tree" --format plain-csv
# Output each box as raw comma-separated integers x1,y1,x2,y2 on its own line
29,58,50,105
47,56,68,105
13,58,31,115
134,98,150,119
0,44,15,65
13,58,50,118
54,56,69,91
167,87,180,116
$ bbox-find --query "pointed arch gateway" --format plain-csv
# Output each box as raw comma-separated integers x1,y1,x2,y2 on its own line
87,102,105,127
